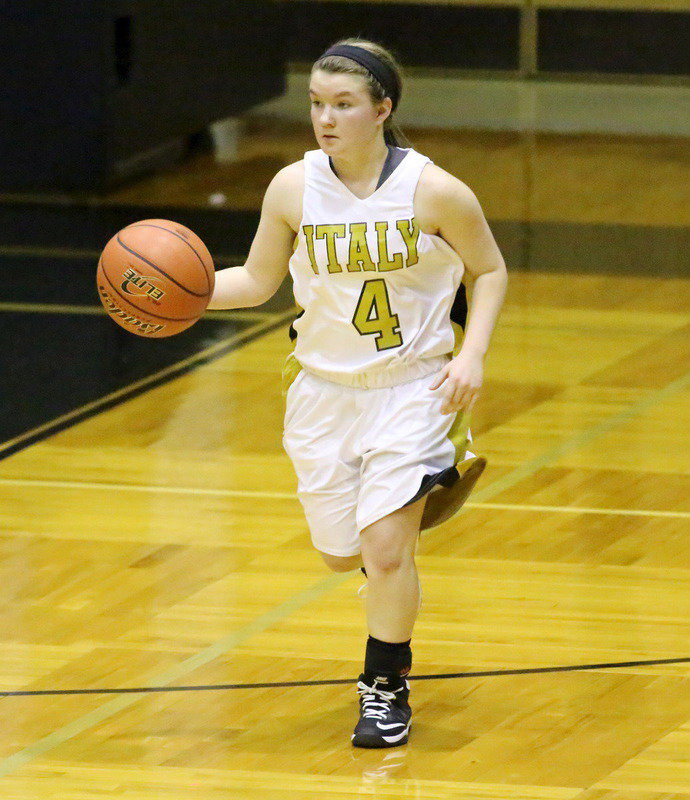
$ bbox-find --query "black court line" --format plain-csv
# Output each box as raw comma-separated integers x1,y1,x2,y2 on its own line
0,311,295,462
2,656,688,698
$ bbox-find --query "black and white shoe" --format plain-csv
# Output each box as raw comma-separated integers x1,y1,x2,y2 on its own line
351,675,411,748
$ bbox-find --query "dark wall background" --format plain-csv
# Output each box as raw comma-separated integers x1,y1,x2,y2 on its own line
285,1,689,76
538,9,690,75
287,2,521,71
2,0,688,192
1,0,287,191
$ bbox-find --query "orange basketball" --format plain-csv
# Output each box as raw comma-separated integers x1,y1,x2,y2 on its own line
96,219,215,337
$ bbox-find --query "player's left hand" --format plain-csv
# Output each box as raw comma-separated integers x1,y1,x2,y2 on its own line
429,351,484,415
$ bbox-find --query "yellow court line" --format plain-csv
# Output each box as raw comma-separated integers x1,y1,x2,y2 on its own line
0,301,276,321
0,309,297,455
0,245,101,259
1,477,688,520
466,501,690,520
0,244,242,267
0,303,106,315
0,479,296,498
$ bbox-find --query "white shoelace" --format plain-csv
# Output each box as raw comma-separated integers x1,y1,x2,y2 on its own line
356,680,400,720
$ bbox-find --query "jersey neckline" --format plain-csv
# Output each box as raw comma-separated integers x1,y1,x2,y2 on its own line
325,146,410,202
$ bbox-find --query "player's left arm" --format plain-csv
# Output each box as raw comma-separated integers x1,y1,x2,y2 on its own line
422,166,508,415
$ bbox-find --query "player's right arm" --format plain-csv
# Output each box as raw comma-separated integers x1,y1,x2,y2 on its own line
207,163,303,309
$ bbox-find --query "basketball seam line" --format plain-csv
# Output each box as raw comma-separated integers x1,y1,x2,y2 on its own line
99,256,201,323
127,222,214,293
116,232,209,298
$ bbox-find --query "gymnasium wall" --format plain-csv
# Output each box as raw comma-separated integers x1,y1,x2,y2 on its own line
4,0,688,194
260,0,690,136
284,0,690,77
1,0,287,191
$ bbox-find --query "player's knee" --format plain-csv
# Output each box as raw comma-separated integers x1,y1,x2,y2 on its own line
319,551,363,573
360,524,417,576
362,546,412,576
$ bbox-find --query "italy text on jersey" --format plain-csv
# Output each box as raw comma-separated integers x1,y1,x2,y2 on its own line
302,219,419,274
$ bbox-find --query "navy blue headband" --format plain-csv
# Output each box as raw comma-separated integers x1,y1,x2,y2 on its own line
318,44,401,110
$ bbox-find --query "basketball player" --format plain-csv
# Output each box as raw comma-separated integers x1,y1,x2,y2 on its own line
208,39,507,747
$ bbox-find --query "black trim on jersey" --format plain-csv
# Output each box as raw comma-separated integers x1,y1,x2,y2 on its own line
404,465,460,508
376,146,409,188
328,145,409,190
450,283,468,330
288,310,303,341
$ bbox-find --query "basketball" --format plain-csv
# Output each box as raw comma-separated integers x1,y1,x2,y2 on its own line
96,219,215,337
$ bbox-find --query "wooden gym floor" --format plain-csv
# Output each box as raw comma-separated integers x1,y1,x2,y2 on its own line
0,121,688,798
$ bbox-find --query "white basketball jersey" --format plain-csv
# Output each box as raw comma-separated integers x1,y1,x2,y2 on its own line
288,148,464,383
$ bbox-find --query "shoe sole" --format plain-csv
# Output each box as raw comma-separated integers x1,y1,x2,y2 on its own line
420,456,487,530
352,724,410,748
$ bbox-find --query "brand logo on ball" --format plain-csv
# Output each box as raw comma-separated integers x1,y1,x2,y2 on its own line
99,286,166,335
121,267,166,302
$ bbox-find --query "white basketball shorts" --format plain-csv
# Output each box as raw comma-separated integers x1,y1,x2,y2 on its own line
282,364,463,557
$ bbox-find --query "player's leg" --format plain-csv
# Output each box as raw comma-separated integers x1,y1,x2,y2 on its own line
359,495,426,642
350,368,462,748
319,551,363,572
350,495,426,748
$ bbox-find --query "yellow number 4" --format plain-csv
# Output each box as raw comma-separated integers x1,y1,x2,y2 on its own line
352,279,403,351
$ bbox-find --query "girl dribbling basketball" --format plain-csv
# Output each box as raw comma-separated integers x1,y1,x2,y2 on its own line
208,38,507,747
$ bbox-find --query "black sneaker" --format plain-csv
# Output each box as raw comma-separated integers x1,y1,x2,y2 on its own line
351,675,411,748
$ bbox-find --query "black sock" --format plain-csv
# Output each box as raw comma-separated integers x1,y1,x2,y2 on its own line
363,635,412,688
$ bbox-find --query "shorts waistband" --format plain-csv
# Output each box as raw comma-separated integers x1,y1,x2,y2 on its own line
303,355,449,389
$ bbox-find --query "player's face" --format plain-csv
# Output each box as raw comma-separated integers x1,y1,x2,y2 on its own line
309,70,390,154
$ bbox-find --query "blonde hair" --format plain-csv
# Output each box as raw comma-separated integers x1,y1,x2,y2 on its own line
313,38,410,148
